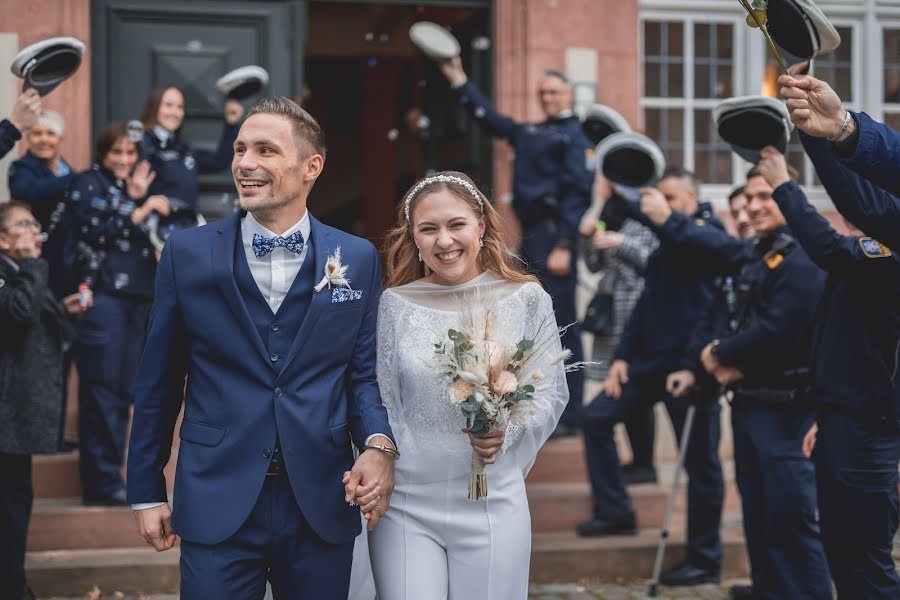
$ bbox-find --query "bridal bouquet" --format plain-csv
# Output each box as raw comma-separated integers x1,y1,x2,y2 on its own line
432,295,580,500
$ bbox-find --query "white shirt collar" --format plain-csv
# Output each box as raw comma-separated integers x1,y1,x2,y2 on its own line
242,210,310,244
153,125,173,143
552,109,574,120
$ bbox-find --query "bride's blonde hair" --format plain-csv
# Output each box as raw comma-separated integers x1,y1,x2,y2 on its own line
382,171,537,289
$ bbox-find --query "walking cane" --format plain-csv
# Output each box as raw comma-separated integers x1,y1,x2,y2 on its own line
647,401,696,598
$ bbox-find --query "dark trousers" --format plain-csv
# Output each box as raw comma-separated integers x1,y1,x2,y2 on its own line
0,452,32,600
731,402,831,599
624,408,656,469
582,373,723,569
75,293,149,499
815,409,900,600
180,475,354,599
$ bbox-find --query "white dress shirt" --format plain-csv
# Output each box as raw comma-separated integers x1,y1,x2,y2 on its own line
134,210,391,511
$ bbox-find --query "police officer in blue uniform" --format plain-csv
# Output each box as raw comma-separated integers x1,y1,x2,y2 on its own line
757,143,900,599
438,58,594,430
579,166,726,587
641,165,832,598
781,73,900,250
138,85,243,235
0,90,41,160
71,122,162,505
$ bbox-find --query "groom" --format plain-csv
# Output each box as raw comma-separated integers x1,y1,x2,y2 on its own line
126,96,396,599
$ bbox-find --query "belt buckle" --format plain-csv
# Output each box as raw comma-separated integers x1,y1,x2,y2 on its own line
266,460,284,477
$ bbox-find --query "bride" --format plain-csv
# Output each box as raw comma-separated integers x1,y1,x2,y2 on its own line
351,171,569,599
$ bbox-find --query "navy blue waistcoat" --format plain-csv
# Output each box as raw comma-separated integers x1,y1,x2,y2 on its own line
232,227,316,379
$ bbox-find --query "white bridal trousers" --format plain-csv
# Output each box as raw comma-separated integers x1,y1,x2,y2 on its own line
364,464,532,600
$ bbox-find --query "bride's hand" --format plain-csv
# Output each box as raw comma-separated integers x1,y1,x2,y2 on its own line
465,428,506,465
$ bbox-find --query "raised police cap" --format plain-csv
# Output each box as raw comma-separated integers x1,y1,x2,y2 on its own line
594,131,665,191
713,95,793,163
216,66,270,100
766,0,841,59
580,104,631,146
409,22,461,61
10,37,85,96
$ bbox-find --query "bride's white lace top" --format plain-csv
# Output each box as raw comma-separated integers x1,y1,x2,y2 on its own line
376,271,569,483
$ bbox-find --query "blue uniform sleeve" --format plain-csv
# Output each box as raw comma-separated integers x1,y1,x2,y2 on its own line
714,255,824,369
0,119,21,160
455,82,522,142
194,122,239,174
554,136,594,248
834,112,900,200
70,174,148,250
684,299,717,373
802,129,900,251
773,181,900,280
8,160,72,216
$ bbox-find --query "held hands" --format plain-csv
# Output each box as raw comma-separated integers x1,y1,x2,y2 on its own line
547,247,572,276
757,147,792,190
701,341,745,386
438,56,468,88
603,359,629,400
224,99,245,126
639,188,672,227
133,504,177,552
592,230,624,250
343,436,396,531
126,160,157,200
9,89,41,132
465,427,505,465
778,73,850,140
665,370,696,399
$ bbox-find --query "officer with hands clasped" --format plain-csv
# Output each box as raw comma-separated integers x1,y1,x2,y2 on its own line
756,144,900,599
438,57,594,430
70,122,162,506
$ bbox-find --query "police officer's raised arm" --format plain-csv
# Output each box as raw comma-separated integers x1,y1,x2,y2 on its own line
440,57,520,142
194,100,244,173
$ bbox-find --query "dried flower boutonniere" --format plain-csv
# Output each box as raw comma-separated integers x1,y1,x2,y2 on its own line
314,246,352,293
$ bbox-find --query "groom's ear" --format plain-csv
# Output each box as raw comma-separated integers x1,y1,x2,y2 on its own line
302,153,324,184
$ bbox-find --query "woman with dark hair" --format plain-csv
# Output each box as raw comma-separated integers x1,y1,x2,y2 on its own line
0,201,88,600
361,171,570,598
139,86,243,227
69,122,159,506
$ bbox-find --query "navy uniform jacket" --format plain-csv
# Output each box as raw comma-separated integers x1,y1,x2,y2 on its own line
0,119,21,160
612,201,723,377
8,151,74,230
454,82,593,260
773,181,900,425
68,165,157,300
141,122,238,210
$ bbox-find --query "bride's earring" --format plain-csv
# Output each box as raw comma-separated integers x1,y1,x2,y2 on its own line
479,236,484,248
418,248,423,261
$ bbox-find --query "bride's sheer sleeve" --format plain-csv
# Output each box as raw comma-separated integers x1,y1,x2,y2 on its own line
501,283,569,476
376,289,401,424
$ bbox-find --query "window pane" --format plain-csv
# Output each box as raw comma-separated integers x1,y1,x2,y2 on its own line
815,26,853,101
643,21,684,98
694,23,733,99
884,29,900,103
694,108,732,184
884,112,900,131
785,129,808,184
645,107,684,167
645,21,662,56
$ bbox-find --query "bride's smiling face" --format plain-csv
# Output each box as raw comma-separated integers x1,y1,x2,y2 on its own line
412,190,485,286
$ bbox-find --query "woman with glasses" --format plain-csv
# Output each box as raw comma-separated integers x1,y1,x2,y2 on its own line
0,201,89,600
69,122,159,506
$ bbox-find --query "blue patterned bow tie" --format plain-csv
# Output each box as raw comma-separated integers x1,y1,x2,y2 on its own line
252,231,305,258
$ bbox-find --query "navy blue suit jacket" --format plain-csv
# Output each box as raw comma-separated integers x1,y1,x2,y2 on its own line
126,212,393,545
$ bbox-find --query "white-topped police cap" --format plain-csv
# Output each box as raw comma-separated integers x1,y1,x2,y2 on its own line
595,132,665,190
766,0,841,59
580,104,631,146
215,66,270,100
409,22,461,61
713,95,793,163
10,37,85,96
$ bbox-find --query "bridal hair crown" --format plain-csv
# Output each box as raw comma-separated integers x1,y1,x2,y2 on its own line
404,175,484,222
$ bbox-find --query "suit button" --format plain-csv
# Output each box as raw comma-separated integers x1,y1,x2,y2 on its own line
262,448,271,459
274,387,283,397
270,353,279,362
271,323,279,332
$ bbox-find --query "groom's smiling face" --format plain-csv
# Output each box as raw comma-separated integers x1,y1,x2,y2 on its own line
232,113,309,215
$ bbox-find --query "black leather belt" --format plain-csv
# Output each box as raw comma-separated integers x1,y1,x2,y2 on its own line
266,459,284,476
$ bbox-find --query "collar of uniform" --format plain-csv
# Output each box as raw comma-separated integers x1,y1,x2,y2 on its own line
241,209,310,248
0,252,20,273
153,125,174,144
548,109,575,121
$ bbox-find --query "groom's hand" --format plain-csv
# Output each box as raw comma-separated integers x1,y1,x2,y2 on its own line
134,504,177,551
344,436,396,531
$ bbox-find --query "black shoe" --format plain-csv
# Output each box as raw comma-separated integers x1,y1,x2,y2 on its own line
729,584,756,599
658,561,720,586
622,464,658,485
575,513,637,537
83,488,128,507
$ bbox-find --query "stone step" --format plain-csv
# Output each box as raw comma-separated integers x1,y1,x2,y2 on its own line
27,499,144,552
32,450,178,500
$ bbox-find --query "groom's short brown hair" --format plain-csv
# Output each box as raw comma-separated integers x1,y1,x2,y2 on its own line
248,96,327,158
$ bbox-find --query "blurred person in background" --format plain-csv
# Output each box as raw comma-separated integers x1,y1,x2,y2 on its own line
0,201,89,600
0,90,42,160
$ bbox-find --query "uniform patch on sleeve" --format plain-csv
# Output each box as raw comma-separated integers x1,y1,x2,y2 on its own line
765,251,784,270
695,219,706,226
585,148,596,171
859,237,892,258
